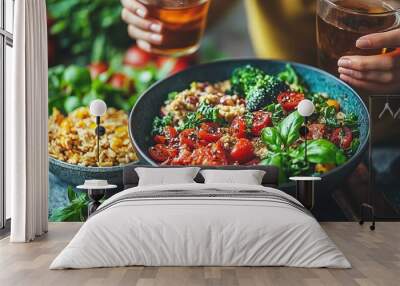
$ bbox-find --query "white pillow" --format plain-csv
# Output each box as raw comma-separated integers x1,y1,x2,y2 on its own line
200,169,266,185
136,167,200,186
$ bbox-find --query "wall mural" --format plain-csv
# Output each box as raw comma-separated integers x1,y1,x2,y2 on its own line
46,0,219,222
46,0,400,222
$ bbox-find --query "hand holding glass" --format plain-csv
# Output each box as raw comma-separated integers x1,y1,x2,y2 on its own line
121,0,210,56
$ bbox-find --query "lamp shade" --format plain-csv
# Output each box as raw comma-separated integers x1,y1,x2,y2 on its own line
89,99,107,116
298,99,315,117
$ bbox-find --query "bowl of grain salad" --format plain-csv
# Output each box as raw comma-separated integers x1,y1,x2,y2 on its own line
49,106,139,187
129,59,369,190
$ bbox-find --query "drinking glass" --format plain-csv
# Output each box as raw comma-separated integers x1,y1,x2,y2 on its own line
138,0,211,57
317,0,400,75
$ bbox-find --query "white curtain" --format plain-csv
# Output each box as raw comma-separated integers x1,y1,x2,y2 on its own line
8,0,49,242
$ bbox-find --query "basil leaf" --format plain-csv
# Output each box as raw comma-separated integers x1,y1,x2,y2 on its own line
336,150,347,165
67,186,77,203
261,127,283,152
296,139,344,165
260,152,287,184
278,111,304,146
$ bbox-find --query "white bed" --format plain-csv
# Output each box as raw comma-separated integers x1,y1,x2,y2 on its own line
50,183,350,269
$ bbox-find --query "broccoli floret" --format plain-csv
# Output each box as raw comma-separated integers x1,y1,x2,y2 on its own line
231,65,288,111
231,65,266,96
246,77,288,111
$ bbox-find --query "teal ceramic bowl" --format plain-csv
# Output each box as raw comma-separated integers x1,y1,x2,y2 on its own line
49,157,139,187
129,59,369,189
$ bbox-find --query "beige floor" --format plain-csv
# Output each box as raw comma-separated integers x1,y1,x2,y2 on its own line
0,222,399,286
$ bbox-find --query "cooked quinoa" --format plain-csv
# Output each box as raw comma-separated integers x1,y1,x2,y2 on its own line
48,107,138,167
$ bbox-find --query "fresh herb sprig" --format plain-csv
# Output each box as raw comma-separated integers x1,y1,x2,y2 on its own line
50,187,88,222
151,114,174,136
278,64,308,94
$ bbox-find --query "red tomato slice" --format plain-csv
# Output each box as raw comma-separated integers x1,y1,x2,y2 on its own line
229,138,255,164
108,73,133,91
164,126,178,140
153,135,167,144
277,92,305,111
170,148,193,165
251,111,272,136
148,144,177,162
198,122,222,143
123,45,154,68
88,62,108,79
306,124,326,140
191,142,228,166
179,129,198,149
330,127,353,149
231,116,247,139
157,56,194,75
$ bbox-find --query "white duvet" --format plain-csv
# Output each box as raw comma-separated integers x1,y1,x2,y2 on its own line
50,183,350,269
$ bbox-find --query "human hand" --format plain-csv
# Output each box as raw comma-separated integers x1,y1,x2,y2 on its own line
120,0,163,52
337,28,400,94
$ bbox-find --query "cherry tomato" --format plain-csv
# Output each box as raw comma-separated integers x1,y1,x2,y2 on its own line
277,92,305,111
197,139,209,147
108,73,133,91
153,135,167,144
230,138,255,164
88,62,108,79
191,142,228,166
179,129,198,149
123,45,154,68
148,144,177,162
306,124,326,140
198,122,222,143
231,116,247,139
330,127,353,149
170,148,193,165
251,111,272,136
164,126,178,140
157,56,193,75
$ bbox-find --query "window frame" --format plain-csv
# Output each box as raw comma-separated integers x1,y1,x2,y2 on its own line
0,0,13,232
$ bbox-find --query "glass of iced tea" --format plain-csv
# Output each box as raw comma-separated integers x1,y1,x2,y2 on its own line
317,0,400,75
138,0,210,57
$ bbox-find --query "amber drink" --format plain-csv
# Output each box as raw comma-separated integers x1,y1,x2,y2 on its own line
138,0,210,56
317,0,400,75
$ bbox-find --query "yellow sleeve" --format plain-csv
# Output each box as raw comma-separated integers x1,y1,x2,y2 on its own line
244,0,317,65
